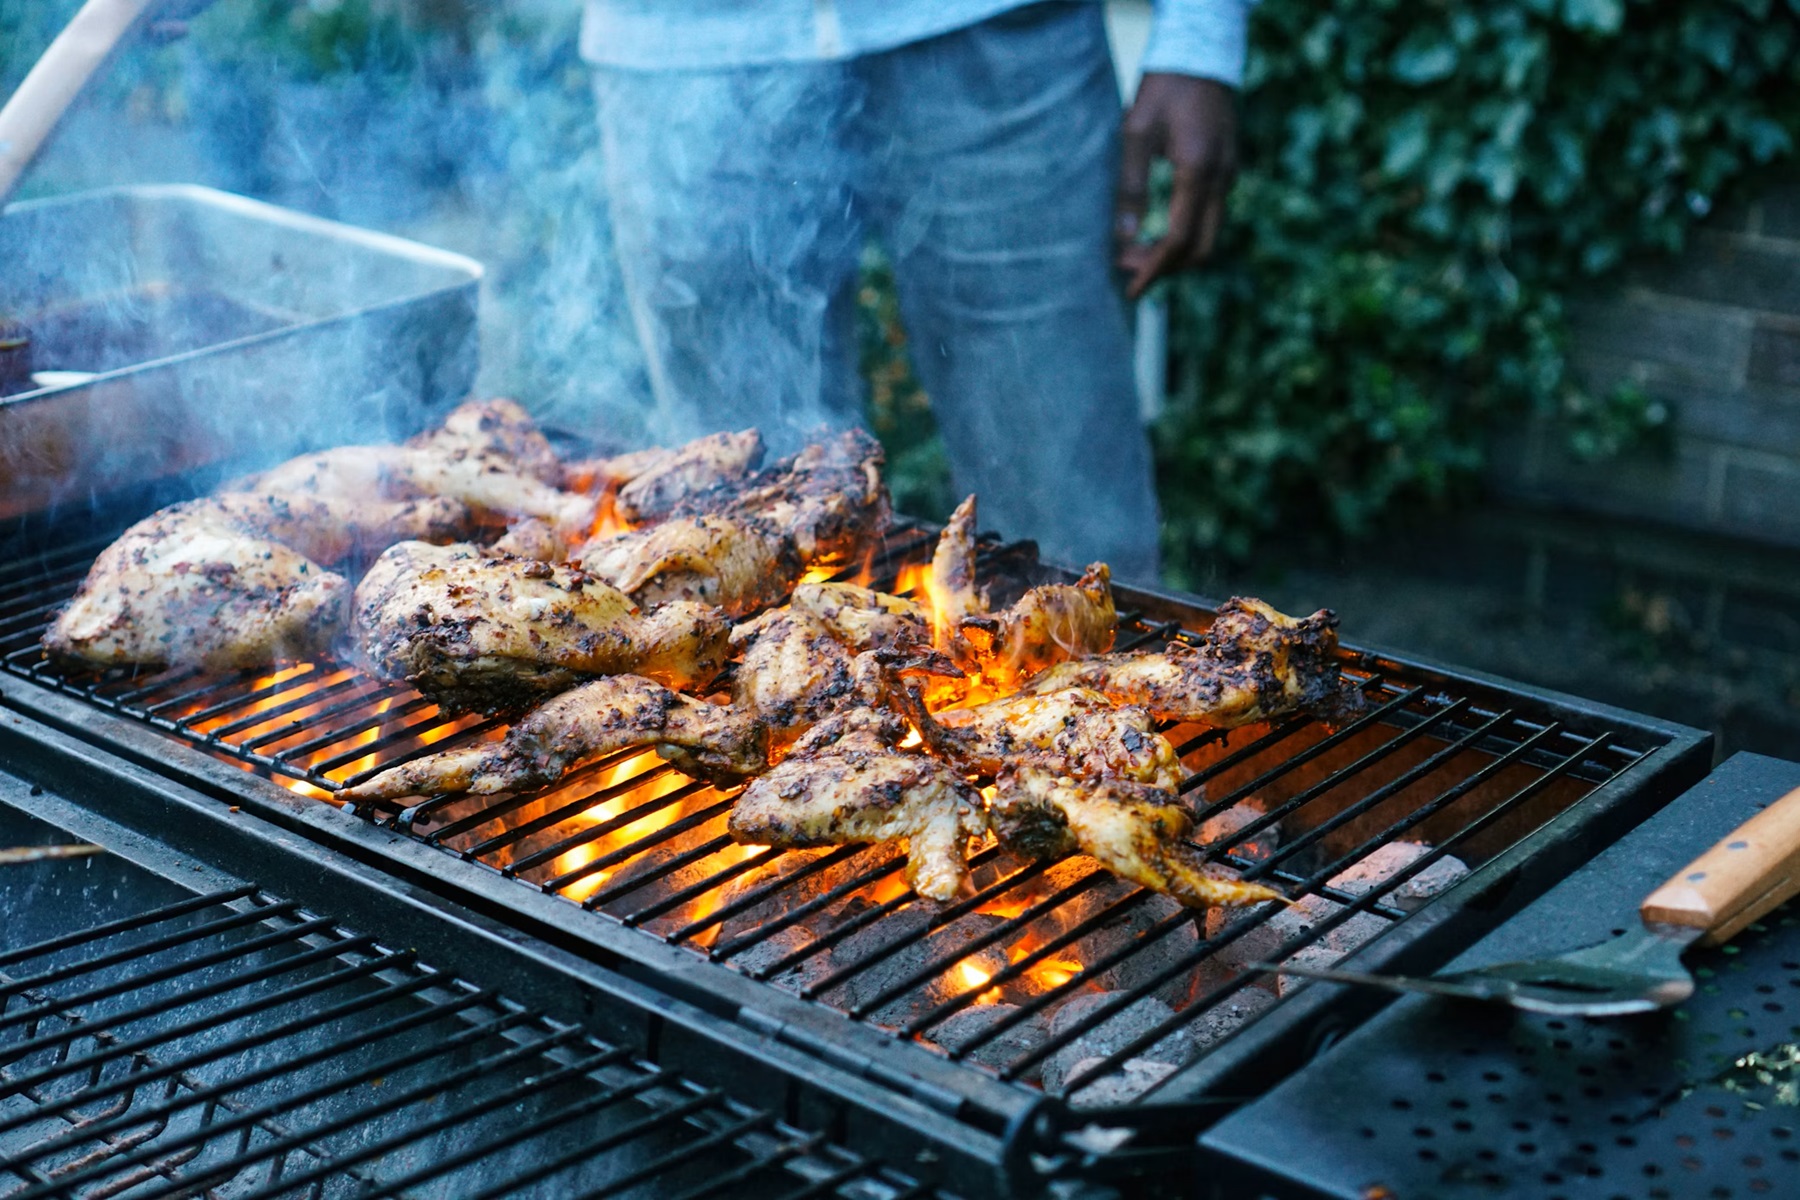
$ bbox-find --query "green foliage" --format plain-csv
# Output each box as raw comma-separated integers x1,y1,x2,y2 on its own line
1156,0,1800,571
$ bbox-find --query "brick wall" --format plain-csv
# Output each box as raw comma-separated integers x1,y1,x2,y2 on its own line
1492,172,1800,548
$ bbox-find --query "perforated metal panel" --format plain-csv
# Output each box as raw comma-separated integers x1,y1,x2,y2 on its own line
1201,752,1800,1200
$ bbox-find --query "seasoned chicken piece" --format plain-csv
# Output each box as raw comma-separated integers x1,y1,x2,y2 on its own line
245,444,590,541
927,495,986,649
729,709,987,902
674,429,890,565
354,541,732,715
1022,598,1345,727
730,584,943,750
613,430,764,524
44,498,350,671
563,445,672,496
489,517,566,562
576,514,803,618
927,688,1181,789
963,563,1116,690
339,674,768,802
990,768,1285,909
202,492,469,566
408,397,565,485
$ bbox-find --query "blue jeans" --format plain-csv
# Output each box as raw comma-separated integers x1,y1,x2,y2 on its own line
594,3,1160,580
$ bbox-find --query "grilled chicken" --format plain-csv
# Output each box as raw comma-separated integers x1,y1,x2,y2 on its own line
928,495,986,645
926,688,1181,789
729,709,987,902
730,583,945,749
1022,598,1346,727
244,401,592,541
963,563,1116,690
611,430,765,524
990,768,1285,909
354,541,732,714
672,428,890,566
339,674,768,802
43,497,354,671
576,514,803,618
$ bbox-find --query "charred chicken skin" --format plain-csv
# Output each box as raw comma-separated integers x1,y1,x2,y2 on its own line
611,430,765,524
990,768,1285,909
339,673,768,801
927,688,1182,790
729,708,987,902
1022,598,1347,727
576,514,804,619
354,541,732,715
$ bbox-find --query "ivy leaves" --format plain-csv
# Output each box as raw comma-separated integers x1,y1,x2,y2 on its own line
1156,0,1800,575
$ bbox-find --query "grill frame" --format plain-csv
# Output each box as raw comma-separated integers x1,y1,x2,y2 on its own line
0,502,1714,1179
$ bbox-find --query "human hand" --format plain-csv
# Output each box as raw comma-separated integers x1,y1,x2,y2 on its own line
1114,73,1239,298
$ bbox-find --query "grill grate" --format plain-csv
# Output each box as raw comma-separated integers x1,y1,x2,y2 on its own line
0,519,1669,1107
0,884,939,1200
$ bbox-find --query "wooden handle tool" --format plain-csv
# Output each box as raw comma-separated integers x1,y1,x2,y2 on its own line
0,0,161,205
1642,784,1800,946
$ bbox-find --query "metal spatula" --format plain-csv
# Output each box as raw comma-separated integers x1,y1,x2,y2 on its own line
1260,784,1800,1016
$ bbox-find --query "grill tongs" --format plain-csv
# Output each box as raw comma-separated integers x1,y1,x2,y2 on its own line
1262,784,1800,1016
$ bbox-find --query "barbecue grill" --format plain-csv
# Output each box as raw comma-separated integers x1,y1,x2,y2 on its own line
0,483,1713,1191
0,720,946,1200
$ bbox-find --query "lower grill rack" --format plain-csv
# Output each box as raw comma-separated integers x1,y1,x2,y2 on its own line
0,886,934,1200
0,513,1714,1167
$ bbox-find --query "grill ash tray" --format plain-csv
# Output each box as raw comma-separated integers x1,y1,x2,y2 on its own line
1201,751,1800,1200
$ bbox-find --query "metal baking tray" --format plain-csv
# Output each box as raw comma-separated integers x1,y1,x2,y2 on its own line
0,184,481,522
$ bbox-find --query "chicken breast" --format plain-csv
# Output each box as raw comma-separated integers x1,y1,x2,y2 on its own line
354,541,732,714
44,499,350,671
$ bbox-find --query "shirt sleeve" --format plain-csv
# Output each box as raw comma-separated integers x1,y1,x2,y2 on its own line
1138,0,1257,88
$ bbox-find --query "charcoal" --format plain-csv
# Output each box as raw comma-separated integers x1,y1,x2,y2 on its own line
727,925,833,992
1326,842,1470,913
1063,1057,1179,1109
828,907,1013,1028
924,1003,1049,1077
1042,992,1192,1095
1208,895,1388,994
1195,804,1281,863
1021,859,1200,1007
1187,987,1275,1050
714,845,891,944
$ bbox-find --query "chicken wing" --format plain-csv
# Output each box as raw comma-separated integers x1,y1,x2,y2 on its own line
576,514,803,618
354,541,732,714
989,768,1285,909
339,674,768,802
1022,598,1347,726
963,563,1116,690
926,688,1181,789
729,709,987,902
44,497,352,672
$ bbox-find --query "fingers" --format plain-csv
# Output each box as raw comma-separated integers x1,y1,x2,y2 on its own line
1114,120,1156,255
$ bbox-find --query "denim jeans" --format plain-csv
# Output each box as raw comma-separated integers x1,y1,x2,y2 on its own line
594,3,1161,580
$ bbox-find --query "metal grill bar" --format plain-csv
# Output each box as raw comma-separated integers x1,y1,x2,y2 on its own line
0,518,1666,1109
0,888,940,1200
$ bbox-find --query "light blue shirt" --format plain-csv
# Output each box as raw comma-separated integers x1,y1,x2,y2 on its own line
580,0,1254,88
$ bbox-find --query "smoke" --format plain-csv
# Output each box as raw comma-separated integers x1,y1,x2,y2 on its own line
1,0,668,516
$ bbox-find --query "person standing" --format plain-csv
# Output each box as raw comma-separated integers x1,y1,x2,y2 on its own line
583,1,1249,583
